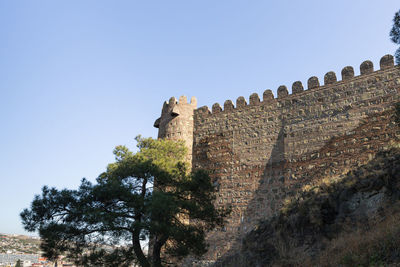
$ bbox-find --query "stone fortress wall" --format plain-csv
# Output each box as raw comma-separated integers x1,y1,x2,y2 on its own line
155,54,400,265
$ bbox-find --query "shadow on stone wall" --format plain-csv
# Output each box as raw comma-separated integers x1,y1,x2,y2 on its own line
212,122,288,266
211,108,399,266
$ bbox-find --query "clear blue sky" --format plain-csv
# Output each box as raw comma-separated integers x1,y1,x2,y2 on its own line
0,1,398,235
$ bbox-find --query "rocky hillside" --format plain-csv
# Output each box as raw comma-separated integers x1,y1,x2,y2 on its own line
215,144,400,266
0,234,41,254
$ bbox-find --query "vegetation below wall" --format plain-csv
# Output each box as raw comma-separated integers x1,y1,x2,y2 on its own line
216,144,400,266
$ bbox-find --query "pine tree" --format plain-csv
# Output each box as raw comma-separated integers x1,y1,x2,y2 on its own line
390,9,400,64
21,136,229,267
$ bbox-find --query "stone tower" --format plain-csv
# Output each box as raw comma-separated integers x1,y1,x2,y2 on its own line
154,95,197,165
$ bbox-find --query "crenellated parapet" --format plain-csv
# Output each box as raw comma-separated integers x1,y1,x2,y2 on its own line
194,54,397,117
156,96,197,124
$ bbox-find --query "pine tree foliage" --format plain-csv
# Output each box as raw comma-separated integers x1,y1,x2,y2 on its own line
20,136,229,267
390,9,400,64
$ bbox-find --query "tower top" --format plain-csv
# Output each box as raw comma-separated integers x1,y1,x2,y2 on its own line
154,95,197,166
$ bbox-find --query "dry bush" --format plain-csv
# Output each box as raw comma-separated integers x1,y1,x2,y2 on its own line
311,204,400,266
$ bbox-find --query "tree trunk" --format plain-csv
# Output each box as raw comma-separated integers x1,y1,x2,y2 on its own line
152,235,168,267
132,232,150,267
133,178,150,267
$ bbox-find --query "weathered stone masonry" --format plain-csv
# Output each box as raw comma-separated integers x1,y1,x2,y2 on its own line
154,54,400,265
